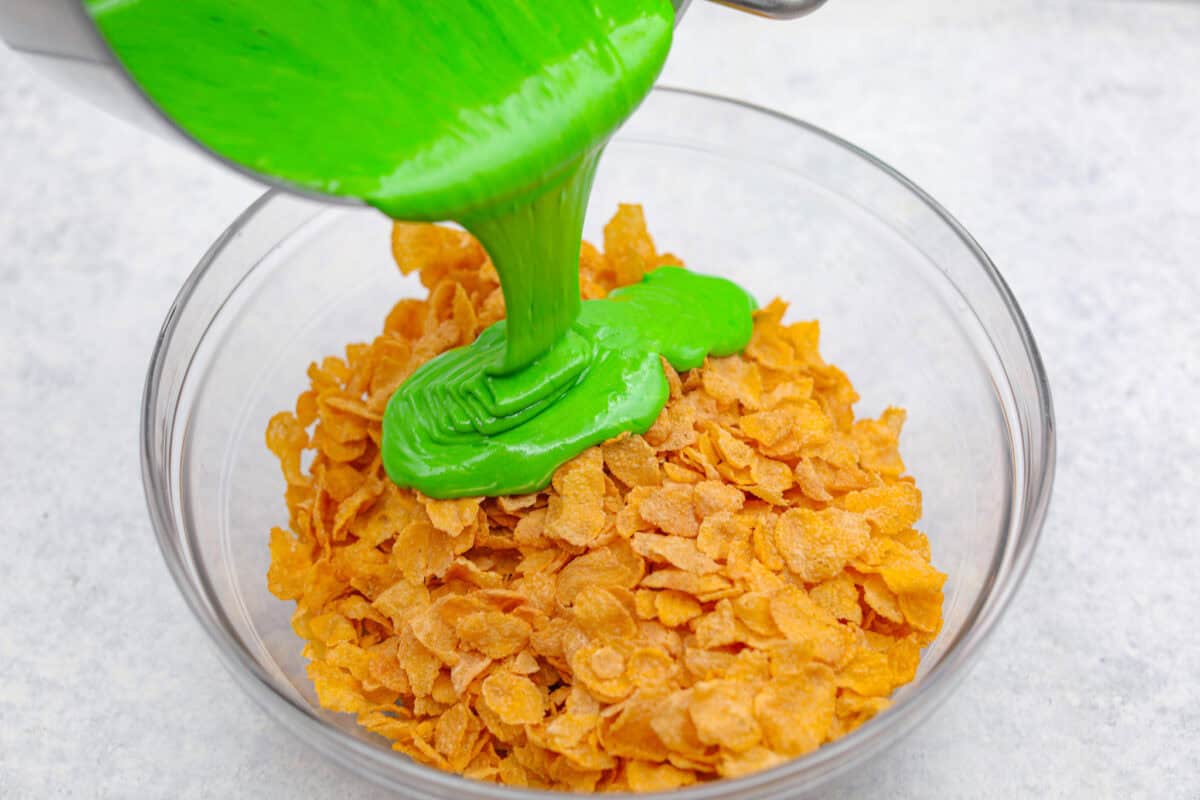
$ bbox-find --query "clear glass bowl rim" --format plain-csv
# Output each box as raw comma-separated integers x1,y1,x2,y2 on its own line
141,86,1055,799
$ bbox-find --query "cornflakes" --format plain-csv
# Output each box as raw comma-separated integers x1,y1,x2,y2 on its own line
267,206,945,791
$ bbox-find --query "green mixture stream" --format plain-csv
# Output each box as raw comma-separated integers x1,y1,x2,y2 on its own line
88,0,757,497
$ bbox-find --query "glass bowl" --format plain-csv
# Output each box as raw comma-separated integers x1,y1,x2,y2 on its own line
142,87,1054,799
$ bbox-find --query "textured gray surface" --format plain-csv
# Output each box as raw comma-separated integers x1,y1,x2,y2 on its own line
1,1,1198,797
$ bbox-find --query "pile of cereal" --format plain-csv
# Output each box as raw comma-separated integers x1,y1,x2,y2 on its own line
266,205,946,792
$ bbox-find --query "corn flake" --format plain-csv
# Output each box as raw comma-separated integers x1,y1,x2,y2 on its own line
775,507,870,584
267,207,944,792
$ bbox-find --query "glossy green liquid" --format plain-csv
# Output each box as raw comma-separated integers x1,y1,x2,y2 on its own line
89,0,758,497
385,268,756,497
87,0,672,222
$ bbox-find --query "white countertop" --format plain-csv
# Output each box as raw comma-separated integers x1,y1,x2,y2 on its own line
2,1,1197,796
